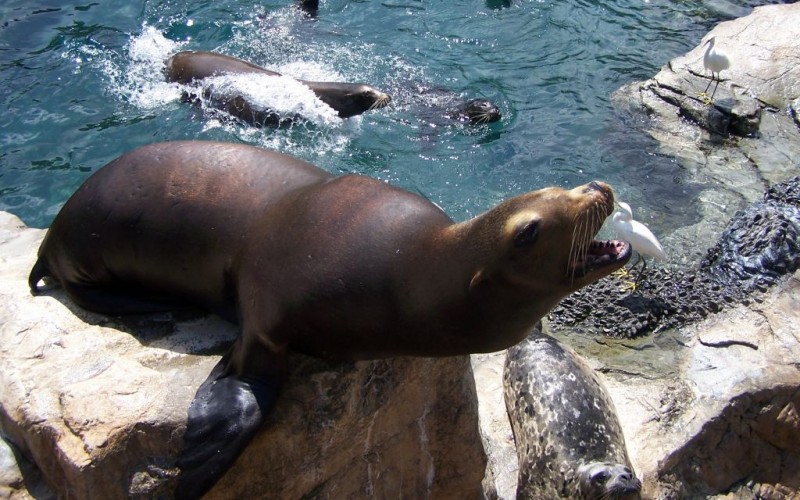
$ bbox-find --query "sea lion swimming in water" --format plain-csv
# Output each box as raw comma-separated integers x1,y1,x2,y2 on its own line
448,98,502,124
398,84,503,127
28,140,631,497
164,50,391,124
296,0,318,16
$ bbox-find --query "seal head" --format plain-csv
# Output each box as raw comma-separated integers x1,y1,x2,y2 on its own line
449,98,502,124
578,462,642,500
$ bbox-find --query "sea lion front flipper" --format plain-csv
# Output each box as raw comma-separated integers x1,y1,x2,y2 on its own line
175,341,287,499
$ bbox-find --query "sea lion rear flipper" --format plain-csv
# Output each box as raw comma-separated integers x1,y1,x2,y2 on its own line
28,257,50,293
175,345,287,499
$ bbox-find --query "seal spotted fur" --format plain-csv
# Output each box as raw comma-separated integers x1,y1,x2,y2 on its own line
504,325,642,499
28,140,631,497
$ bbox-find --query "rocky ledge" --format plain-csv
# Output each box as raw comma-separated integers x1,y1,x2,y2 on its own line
3,207,799,499
612,2,800,182
611,2,800,267
0,212,486,499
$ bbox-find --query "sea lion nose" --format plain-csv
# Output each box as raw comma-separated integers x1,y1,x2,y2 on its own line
586,181,604,192
581,181,614,213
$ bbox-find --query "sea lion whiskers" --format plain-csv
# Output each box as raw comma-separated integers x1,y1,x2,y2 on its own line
471,109,497,124
567,209,593,279
367,92,392,111
566,219,583,279
567,199,613,281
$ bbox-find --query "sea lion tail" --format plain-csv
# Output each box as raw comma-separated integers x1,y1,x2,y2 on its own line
28,258,49,294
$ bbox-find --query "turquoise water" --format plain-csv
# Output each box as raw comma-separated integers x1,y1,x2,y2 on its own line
0,0,771,230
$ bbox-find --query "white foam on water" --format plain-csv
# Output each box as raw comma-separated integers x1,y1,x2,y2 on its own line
276,61,345,83
246,120,357,159
103,25,185,109
202,73,343,127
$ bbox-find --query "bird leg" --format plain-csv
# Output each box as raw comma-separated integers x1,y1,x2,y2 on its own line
631,255,648,289
709,78,721,100
615,253,641,292
701,72,726,104
703,74,714,94
699,72,717,105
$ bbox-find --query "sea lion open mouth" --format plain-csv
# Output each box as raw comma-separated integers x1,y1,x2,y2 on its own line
573,239,632,278
566,182,633,280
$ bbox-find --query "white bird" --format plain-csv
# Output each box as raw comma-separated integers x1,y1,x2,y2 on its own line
702,36,730,101
611,202,667,283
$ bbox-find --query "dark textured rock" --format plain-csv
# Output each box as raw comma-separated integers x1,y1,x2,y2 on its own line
766,175,800,207
550,177,800,338
701,201,800,291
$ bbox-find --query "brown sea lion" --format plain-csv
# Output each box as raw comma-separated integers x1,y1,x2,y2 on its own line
164,50,391,123
28,140,631,498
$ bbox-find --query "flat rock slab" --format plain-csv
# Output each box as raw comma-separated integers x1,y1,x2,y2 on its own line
600,269,800,498
0,211,486,498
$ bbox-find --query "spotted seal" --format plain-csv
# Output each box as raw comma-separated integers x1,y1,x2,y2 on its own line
504,325,642,499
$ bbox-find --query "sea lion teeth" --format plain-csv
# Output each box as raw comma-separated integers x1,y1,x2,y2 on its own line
573,240,631,277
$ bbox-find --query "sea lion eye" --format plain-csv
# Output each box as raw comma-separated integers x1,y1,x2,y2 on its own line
514,220,539,247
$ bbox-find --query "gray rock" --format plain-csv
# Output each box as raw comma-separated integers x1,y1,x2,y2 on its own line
611,3,800,242
477,269,800,499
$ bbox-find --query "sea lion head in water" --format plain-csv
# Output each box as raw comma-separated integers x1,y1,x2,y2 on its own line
27,141,630,498
449,98,502,124
306,81,392,118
